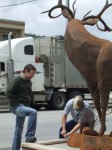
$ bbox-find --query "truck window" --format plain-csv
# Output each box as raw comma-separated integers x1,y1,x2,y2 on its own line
0,62,5,71
24,45,34,55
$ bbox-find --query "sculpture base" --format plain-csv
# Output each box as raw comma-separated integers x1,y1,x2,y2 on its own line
67,132,112,150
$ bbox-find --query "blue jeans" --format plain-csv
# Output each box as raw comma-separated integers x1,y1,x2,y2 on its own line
11,104,37,150
59,119,77,138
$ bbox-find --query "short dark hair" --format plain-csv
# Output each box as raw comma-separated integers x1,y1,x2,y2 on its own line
23,64,36,73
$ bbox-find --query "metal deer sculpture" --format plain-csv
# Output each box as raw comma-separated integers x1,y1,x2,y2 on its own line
42,0,112,135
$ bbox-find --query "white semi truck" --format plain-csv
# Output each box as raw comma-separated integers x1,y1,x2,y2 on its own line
0,35,89,110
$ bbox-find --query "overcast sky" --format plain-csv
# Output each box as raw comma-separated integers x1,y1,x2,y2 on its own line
0,0,112,41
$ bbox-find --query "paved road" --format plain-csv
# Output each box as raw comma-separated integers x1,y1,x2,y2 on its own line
0,109,112,150
0,109,64,149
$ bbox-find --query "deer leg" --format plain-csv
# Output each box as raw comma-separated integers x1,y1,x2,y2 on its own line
98,89,109,135
88,85,102,122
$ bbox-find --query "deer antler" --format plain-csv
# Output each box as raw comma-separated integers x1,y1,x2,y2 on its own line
82,10,92,21
97,0,112,18
96,18,112,32
82,0,112,32
41,0,74,20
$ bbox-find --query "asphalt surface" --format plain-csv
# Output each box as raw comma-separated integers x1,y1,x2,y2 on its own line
0,109,63,149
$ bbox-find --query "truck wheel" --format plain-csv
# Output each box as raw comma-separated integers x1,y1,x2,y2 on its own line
50,91,67,110
69,91,83,99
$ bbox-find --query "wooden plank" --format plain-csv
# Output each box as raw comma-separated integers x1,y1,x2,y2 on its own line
22,139,67,150
39,139,66,145
22,143,65,150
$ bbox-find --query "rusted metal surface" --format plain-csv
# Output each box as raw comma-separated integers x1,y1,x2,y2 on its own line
42,0,112,135
82,127,99,136
67,132,112,150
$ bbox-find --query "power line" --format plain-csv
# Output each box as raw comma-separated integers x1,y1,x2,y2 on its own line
0,0,38,8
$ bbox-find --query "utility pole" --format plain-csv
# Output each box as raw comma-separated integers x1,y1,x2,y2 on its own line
66,0,70,23
66,0,70,8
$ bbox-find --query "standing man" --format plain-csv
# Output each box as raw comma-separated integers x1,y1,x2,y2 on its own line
6,64,37,150
59,95,95,138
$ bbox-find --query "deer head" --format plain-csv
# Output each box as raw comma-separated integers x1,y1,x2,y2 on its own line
42,0,112,32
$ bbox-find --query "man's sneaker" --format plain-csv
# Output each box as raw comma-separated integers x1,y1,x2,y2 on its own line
26,137,37,143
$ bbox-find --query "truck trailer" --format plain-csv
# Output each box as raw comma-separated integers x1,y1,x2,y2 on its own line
0,35,89,110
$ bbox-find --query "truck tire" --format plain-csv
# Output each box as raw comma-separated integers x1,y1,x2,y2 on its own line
68,91,83,99
50,91,67,110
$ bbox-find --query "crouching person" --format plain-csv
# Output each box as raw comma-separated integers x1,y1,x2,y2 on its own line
6,64,38,150
59,95,95,138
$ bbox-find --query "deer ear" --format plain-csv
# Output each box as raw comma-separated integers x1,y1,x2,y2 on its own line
83,19,99,26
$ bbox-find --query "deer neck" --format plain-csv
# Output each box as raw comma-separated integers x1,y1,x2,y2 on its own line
64,19,106,73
